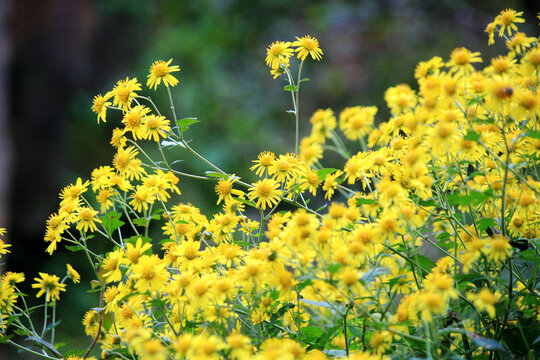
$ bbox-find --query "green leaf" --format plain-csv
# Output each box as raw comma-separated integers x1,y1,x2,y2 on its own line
300,326,324,342
464,131,481,142
299,78,311,83
283,85,297,91
525,130,540,139
294,279,313,292
65,245,84,252
356,198,377,206
204,171,228,179
328,263,343,275
101,210,125,235
177,117,199,133
447,190,492,206
416,254,436,272
234,197,256,207
478,218,497,232
467,332,506,351
132,218,149,227
348,325,364,339
317,168,337,181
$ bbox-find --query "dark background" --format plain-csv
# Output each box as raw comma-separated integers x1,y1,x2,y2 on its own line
0,0,538,357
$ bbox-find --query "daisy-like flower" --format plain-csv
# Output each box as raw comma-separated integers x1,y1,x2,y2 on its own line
113,146,146,180
214,175,243,205
248,178,282,210
66,264,81,284
92,92,112,124
447,47,482,77
122,105,152,139
250,151,275,177
112,77,142,111
131,254,169,292
32,273,66,302
496,9,525,37
141,115,171,142
322,170,343,200
467,288,501,318
265,41,293,69
75,206,101,233
147,59,181,90
292,35,323,61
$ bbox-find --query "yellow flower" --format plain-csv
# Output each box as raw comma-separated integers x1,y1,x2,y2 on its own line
496,9,525,37
468,288,501,318
66,264,80,284
446,47,482,77
122,105,151,139
112,77,141,111
250,151,275,177
483,234,512,263
131,255,169,293
215,175,243,205
75,206,101,233
91,92,112,124
141,115,171,142
31,273,66,302
322,170,343,200
292,35,323,61
248,178,282,210
147,59,180,90
113,146,146,180
265,41,293,68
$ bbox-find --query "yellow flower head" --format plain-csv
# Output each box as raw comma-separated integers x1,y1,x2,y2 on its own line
66,264,81,284
147,58,181,90
32,272,66,302
496,9,525,37
112,77,141,111
92,92,112,124
248,178,282,210
292,35,323,61
265,41,293,68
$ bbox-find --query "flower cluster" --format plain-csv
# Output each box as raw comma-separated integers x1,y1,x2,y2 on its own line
1,8,539,360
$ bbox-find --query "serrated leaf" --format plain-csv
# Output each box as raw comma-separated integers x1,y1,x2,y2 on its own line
317,168,337,181
478,218,497,232
177,117,199,133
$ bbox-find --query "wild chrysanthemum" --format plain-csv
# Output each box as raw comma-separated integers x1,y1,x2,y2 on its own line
322,170,343,200
496,9,525,36
31,273,66,302
122,105,151,139
248,178,282,210
112,77,141,111
250,151,275,177
113,146,146,180
66,264,80,284
467,288,501,318
75,206,101,233
214,175,243,205
265,41,293,69
147,59,181,90
131,254,169,292
141,115,171,142
92,92,112,124
447,47,482,77
292,35,323,61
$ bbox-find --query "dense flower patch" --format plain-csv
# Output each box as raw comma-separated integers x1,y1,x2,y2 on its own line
1,8,539,360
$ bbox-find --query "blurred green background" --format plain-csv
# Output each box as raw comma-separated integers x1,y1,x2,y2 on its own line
1,0,538,357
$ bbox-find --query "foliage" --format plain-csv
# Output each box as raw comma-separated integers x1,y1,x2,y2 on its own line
1,8,540,360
